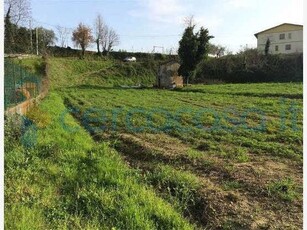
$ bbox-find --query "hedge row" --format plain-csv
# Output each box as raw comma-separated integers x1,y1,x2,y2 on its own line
193,50,303,83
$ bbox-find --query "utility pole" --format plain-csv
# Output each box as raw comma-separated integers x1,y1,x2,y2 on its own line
36,27,39,55
29,19,33,53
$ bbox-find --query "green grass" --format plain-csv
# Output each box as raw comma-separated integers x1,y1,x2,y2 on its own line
267,178,299,201
61,84,302,161
178,82,303,98
143,164,206,227
48,57,158,89
5,57,303,229
59,83,302,228
146,164,201,208
222,180,243,191
51,58,302,227
5,93,194,229
13,57,45,74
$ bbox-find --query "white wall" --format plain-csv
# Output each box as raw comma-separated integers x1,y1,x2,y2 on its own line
257,30,303,54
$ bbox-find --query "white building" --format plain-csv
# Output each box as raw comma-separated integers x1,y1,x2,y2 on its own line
254,23,303,54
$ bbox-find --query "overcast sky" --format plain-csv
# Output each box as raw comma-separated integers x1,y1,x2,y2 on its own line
31,0,304,53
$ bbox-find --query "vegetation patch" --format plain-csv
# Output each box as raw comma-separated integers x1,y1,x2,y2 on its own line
5,93,194,229
267,178,299,202
145,165,207,226
5,57,303,229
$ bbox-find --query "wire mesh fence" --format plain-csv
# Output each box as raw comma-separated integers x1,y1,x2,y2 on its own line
4,58,42,110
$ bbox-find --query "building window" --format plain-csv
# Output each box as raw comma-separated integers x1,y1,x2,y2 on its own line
275,45,279,51
279,33,285,40
285,44,291,50
288,33,292,39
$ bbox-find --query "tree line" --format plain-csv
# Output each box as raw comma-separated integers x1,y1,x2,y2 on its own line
4,0,55,54
72,14,120,58
4,0,120,57
4,0,229,81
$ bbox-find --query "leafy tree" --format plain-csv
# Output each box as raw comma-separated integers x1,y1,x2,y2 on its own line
196,27,214,61
14,26,30,53
72,23,93,58
178,24,213,84
37,27,57,54
178,26,198,83
265,38,270,56
4,5,56,55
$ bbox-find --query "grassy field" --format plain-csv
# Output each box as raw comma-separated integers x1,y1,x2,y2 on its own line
5,93,196,229
5,57,303,229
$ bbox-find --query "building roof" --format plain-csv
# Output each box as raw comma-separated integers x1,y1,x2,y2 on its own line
254,23,303,38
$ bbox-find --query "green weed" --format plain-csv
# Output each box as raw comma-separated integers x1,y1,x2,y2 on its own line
145,164,201,213
267,178,298,201
222,180,243,191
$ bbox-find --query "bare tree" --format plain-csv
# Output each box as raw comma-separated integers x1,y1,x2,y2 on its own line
4,0,31,26
183,15,196,28
94,14,106,56
106,28,120,54
72,23,93,58
56,25,71,48
93,14,120,56
101,24,109,53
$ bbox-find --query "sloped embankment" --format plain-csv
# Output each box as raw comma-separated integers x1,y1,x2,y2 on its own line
48,57,158,89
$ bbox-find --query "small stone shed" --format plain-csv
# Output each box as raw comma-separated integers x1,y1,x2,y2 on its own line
157,60,183,88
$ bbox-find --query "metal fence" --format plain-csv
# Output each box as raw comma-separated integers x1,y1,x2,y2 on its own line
4,58,42,110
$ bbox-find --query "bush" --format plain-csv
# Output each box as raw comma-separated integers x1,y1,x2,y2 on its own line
193,51,303,83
